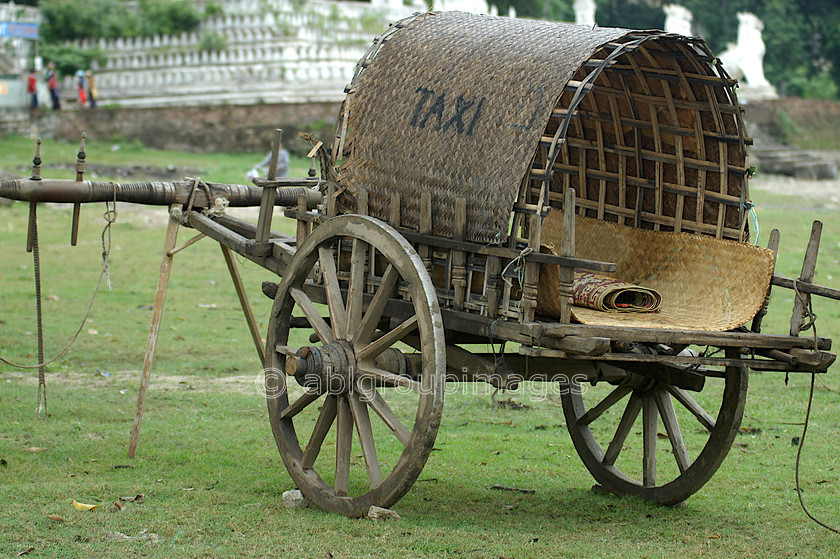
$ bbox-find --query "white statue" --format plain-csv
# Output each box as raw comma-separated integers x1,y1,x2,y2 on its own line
664,4,693,36
574,0,596,27
718,12,778,100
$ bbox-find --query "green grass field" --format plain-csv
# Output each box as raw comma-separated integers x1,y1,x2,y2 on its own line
1,136,839,557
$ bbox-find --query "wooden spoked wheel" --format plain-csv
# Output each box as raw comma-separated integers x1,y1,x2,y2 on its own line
265,215,446,517
561,353,748,504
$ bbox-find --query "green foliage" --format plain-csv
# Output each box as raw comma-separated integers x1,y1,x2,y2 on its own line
666,0,839,99
40,44,106,77
139,0,202,37
767,110,801,145
39,0,201,42
40,0,135,43
359,11,388,35
490,0,572,21
594,0,665,30
784,67,839,100
203,1,224,18
199,31,228,53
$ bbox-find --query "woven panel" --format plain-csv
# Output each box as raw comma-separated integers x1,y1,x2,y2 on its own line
339,12,629,243
538,210,774,331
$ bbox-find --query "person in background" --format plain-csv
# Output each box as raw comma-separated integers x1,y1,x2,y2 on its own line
75,69,87,106
45,63,60,110
246,142,290,179
85,70,97,108
26,68,38,115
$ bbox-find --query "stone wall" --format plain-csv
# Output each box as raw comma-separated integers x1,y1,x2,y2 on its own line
48,101,341,154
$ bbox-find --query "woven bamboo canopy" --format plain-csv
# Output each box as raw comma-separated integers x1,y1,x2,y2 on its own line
336,11,751,245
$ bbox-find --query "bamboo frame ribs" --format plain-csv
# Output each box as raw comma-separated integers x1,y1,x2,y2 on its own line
527,36,750,242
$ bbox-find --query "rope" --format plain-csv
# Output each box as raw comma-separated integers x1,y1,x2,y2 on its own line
501,247,533,291
500,247,533,312
31,205,47,419
742,201,759,245
171,177,227,224
791,282,840,534
795,372,840,534
0,199,116,376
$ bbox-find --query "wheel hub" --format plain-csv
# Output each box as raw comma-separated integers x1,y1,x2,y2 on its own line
286,341,356,395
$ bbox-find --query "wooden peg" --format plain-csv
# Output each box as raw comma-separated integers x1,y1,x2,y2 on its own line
557,188,577,323
790,221,822,336
256,129,282,243
71,133,87,246
419,191,432,272
751,228,780,333
452,197,468,310
75,133,87,181
30,138,42,181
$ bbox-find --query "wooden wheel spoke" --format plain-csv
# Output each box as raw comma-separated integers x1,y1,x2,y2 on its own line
356,315,418,362
355,264,399,347
335,396,353,496
654,388,690,474
579,384,633,426
290,287,335,345
642,394,658,487
667,385,716,432
357,363,421,392
280,387,324,420
356,381,411,446
348,392,383,488
318,245,347,340
345,239,368,342
603,392,642,467
302,395,338,469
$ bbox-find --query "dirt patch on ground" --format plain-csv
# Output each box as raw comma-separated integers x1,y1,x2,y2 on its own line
1,370,264,396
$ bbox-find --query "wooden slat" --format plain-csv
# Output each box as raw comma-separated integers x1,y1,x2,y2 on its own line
642,395,658,487
290,287,334,345
653,387,690,473
302,395,338,469
335,396,353,496
603,392,642,467
345,239,367,343
318,245,347,340
355,264,399,347
357,382,411,446
348,393,382,488
356,315,418,361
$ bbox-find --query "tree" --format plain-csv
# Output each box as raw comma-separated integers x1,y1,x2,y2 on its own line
592,0,665,31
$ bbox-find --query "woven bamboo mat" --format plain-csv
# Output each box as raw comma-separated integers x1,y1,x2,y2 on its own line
538,211,775,331
340,11,629,243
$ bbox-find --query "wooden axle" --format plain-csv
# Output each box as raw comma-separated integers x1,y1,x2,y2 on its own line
0,177,321,208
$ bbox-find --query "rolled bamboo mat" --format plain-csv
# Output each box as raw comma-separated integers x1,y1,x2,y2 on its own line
538,211,774,331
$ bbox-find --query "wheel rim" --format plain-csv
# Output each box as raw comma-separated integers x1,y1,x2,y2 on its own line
265,215,445,516
561,352,748,504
